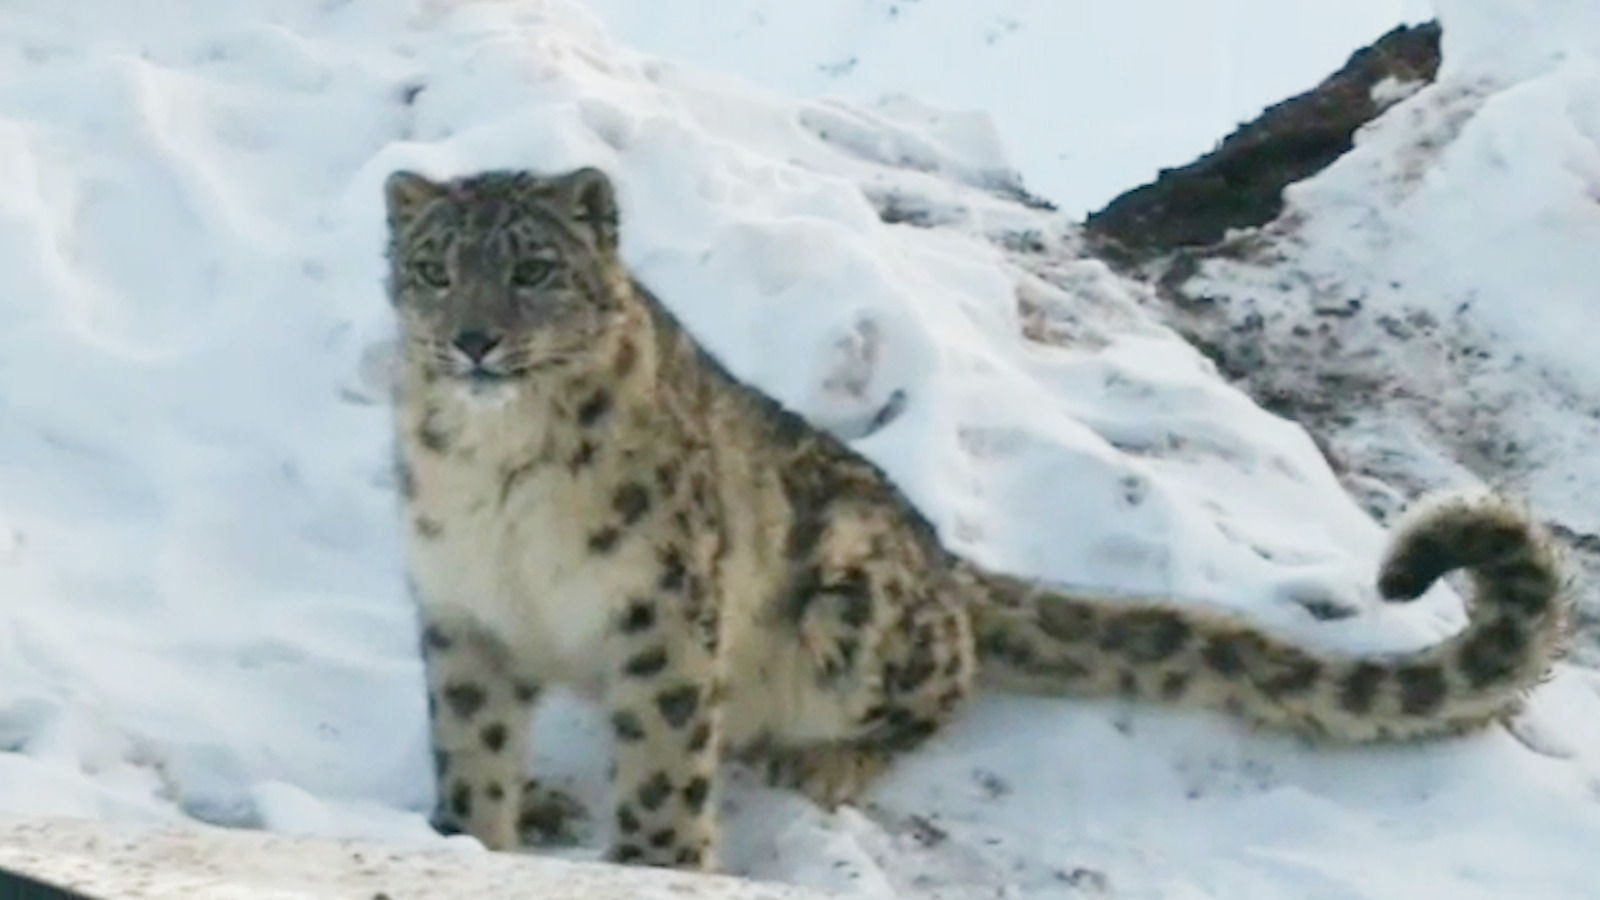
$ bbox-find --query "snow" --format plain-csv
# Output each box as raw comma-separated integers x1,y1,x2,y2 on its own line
0,1,1594,899
576,0,1438,216
0,817,827,900
1179,0,1600,552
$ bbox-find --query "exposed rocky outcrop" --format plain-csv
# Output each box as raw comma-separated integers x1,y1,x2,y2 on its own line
1084,21,1441,264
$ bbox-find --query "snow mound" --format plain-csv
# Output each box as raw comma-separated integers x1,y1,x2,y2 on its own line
0,0,1595,898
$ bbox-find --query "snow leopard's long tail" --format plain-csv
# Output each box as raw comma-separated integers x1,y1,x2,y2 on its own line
964,492,1571,741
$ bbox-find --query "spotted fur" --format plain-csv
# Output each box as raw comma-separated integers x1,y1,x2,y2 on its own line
385,167,1571,872
969,490,1570,740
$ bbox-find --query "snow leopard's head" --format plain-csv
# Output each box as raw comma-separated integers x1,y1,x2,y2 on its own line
384,166,628,386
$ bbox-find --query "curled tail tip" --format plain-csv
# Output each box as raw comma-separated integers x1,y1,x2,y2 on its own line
1376,490,1557,602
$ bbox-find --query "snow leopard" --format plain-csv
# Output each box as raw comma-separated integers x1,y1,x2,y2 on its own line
384,165,1570,872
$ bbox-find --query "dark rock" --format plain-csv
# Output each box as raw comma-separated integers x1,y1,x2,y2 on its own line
1084,21,1441,263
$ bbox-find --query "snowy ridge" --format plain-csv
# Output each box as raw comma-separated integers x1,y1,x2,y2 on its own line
577,0,1435,215
0,0,1595,899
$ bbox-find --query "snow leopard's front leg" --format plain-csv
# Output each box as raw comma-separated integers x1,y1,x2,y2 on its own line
600,567,726,871
418,615,538,852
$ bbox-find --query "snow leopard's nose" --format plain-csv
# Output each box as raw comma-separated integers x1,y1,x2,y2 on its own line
452,329,501,363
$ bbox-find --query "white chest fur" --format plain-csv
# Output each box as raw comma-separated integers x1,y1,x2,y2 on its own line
397,382,640,694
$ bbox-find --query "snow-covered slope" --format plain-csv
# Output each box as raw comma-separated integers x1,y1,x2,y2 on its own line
1155,0,1600,656
578,0,1436,215
0,1,1595,899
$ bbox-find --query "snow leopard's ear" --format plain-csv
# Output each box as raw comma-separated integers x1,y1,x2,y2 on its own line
551,167,619,254
385,170,443,225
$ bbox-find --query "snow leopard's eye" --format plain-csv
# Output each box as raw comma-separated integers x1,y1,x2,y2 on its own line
413,260,450,288
510,258,555,288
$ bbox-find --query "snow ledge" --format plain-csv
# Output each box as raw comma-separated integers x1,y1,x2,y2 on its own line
0,818,829,900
